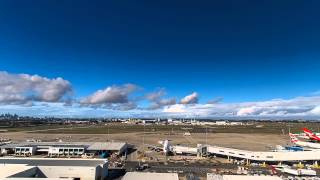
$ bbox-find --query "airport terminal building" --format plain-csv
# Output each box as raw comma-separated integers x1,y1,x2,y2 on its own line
0,141,129,158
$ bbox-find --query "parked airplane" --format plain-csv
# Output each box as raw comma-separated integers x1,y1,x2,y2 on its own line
289,133,320,149
302,128,320,141
291,133,311,140
146,139,173,155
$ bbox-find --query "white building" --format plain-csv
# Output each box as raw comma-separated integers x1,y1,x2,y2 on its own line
230,122,243,126
199,122,216,126
87,142,128,155
0,158,108,180
0,141,129,157
48,146,85,157
207,174,282,180
1,142,90,156
215,121,227,125
14,146,36,156
207,145,320,162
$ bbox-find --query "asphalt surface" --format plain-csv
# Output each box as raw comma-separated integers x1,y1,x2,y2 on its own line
124,161,239,176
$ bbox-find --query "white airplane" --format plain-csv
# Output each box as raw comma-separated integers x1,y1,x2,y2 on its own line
158,139,173,154
146,139,173,155
289,133,320,149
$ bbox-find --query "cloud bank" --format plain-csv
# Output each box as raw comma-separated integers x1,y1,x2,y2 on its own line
163,96,320,118
0,71,72,105
1,71,320,119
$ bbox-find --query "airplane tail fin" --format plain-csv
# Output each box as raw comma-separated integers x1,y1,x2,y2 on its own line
303,127,318,139
289,133,299,143
303,128,313,134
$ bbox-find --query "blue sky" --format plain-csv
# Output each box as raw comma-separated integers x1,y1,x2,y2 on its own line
0,0,320,118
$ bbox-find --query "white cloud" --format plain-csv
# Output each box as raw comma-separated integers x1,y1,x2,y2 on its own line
163,104,186,113
146,88,166,101
180,92,199,104
0,71,72,105
306,105,320,116
146,89,176,109
80,84,138,110
237,107,256,116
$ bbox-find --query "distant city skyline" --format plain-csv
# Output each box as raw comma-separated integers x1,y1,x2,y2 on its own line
0,1,320,118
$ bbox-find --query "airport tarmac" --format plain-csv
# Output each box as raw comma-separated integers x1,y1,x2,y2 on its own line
0,131,289,151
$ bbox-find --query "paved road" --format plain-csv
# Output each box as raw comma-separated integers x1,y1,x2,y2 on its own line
124,161,238,176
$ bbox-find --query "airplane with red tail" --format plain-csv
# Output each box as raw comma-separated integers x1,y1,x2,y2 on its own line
302,128,320,141
289,133,320,149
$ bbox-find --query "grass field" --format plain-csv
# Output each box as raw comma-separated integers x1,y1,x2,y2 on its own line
1,121,317,134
